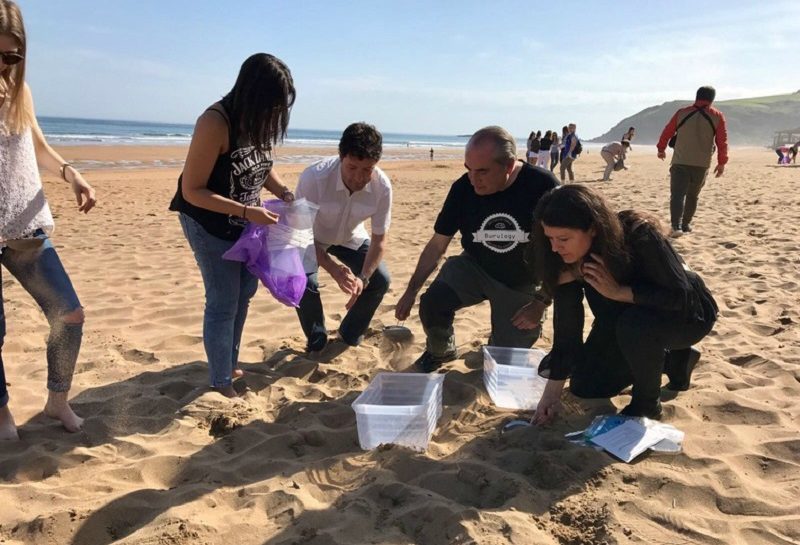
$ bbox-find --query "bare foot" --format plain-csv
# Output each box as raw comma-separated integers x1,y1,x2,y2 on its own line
0,405,19,440
44,391,84,433
232,368,245,379
212,385,241,398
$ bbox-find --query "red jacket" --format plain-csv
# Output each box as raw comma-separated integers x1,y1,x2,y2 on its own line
657,100,728,167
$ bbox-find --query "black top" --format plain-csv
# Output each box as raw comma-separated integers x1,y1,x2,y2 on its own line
539,137,553,152
538,217,719,380
434,162,559,288
169,99,274,241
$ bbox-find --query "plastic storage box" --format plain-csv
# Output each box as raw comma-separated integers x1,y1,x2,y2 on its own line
483,346,548,410
352,373,445,451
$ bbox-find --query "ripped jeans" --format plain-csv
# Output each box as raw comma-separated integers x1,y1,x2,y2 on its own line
0,231,83,408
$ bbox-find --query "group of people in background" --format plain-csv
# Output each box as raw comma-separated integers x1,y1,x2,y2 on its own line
1,0,724,440
527,123,582,183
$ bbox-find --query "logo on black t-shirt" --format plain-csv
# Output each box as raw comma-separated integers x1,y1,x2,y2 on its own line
473,213,530,254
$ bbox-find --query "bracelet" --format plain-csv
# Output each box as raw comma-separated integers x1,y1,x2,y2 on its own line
242,204,248,220
59,162,72,182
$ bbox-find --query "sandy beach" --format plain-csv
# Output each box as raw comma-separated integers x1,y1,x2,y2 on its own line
0,145,798,545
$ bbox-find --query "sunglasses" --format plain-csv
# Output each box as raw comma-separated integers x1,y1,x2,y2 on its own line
0,51,24,65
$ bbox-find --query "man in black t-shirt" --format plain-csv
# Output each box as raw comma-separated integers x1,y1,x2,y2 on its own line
395,126,560,372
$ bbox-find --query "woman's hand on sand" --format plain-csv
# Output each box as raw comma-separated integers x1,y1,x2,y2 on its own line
71,176,97,214
395,289,416,321
511,300,546,330
532,380,564,426
247,207,280,226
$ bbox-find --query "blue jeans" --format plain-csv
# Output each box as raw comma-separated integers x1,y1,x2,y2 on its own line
179,214,258,388
296,241,390,350
1,231,83,408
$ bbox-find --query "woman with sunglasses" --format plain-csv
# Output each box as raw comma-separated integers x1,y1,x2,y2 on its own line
1,0,97,439
529,185,717,424
169,53,296,397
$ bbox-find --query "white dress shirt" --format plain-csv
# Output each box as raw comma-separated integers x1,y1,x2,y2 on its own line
295,156,392,250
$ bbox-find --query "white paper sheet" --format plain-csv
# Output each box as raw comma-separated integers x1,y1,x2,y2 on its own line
589,420,665,462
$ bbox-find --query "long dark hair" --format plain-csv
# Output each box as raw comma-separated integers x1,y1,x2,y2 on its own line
0,0,30,133
223,53,295,152
532,185,631,293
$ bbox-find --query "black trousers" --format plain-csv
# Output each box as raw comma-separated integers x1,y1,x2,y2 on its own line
669,164,708,229
568,304,714,407
295,241,390,350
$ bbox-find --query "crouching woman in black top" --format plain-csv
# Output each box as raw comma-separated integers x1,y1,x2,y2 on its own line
530,185,718,423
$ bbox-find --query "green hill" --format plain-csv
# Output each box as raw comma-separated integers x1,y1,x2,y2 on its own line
591,92,800,146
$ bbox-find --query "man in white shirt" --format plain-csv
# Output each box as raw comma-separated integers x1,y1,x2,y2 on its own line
294,123,392,351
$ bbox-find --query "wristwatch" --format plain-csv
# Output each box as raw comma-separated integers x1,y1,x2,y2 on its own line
358,272,370,288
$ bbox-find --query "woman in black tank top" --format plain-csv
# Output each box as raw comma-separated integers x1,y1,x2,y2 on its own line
170,53,296,397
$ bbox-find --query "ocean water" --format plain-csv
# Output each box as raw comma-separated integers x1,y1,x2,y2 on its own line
38,116,475,149
38,116,602,169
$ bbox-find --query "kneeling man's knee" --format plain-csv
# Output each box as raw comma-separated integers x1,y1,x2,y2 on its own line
62,307,85,325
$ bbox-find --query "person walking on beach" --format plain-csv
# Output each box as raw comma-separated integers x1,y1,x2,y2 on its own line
600,140,630,181
395,126,558,372
0,0,97,438
293,123,392,352
169,53,296,397
560,123,580,182
549,130,560,172
530,185,718,423
657,86,728,238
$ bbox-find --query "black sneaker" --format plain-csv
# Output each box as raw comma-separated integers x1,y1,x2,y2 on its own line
414,350,457,373
620,399,663,420
664,347,701,391
681,224,693,233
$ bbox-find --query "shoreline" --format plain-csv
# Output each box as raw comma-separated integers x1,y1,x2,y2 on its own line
54,143,778,172
53,144,466,171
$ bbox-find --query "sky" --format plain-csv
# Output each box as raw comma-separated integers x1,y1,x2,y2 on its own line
18,0,799,139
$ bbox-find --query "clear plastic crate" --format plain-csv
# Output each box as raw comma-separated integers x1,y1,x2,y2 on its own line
483,346,548,410
352,373,445,451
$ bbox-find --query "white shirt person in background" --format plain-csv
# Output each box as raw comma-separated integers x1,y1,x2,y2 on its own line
294,123,392,352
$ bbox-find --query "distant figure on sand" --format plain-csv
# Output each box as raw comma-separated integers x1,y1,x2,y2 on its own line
294,123,392,352
430,147,434,161
527,130,540,165
549,130,560,172
622,126,635,145
169,53,296,397
600,140,630,181
537,130,553,168
1,0,97,438
530,185,718,424
775,146,791,164
395,126,558,372
657,85,728,238
560,123,580,182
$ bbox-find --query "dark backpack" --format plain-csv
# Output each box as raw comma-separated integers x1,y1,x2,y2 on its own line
668,107,716,148
573,137,583,155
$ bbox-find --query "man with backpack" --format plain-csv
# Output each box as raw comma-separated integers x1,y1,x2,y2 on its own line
657,86,728,238
560,123,581,182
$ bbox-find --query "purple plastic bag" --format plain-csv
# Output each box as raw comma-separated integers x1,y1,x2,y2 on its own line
223,199,317,307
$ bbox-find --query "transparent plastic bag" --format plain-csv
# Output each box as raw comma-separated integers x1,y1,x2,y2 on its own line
223,198,319,307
